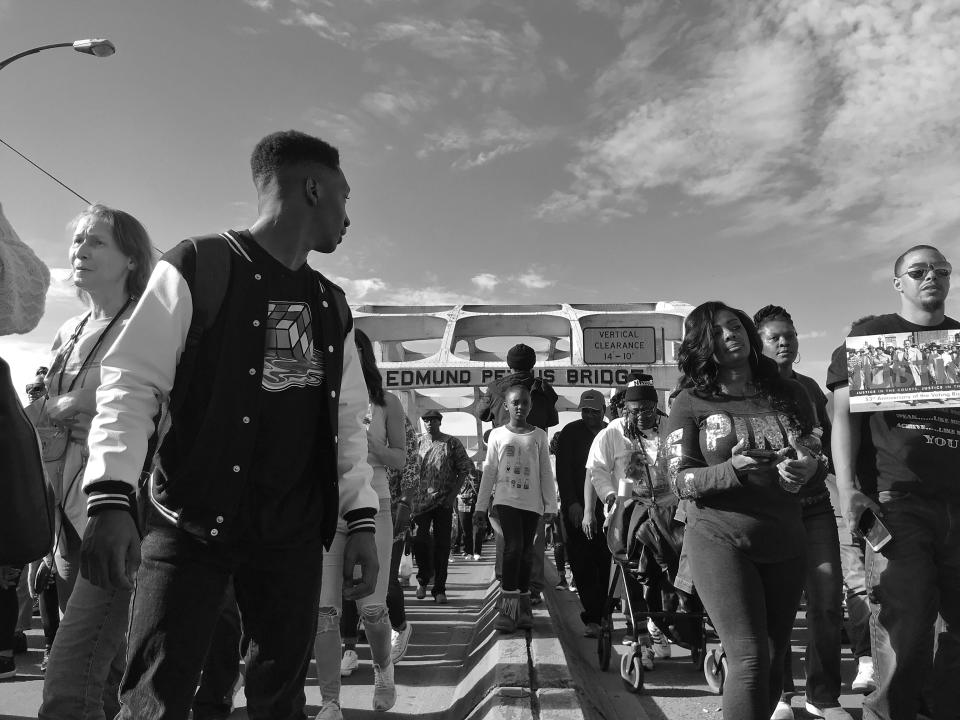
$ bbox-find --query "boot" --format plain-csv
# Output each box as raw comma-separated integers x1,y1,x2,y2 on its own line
516,592,533,630
495,590,519,633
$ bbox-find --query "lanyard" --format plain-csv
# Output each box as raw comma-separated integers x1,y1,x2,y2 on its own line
54,297,133,396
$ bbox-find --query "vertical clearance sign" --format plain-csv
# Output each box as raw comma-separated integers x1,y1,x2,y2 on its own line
582,327,657,365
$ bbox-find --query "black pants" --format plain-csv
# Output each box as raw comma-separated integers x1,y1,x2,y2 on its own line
193,581,242,720
0,567,22,652
413,504,453,596
564,504,610,625
457,511,484,556
119,526,322,720
496,505,540,593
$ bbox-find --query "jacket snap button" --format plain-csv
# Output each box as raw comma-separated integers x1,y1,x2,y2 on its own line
216,515,224,523
322,300,329,308
210,528,219,537
253,320,260,327
233,465,240,473
249,368,256,376
242,416,250,424
254,273,262,280
330,390,336,398
328,345,334,352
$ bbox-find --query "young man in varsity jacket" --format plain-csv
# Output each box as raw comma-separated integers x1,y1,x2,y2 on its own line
78,131,380,720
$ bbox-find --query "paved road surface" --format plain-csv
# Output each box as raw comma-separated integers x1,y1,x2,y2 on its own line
542,561,867,720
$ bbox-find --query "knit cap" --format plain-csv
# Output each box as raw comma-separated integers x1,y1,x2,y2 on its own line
0,202,50,336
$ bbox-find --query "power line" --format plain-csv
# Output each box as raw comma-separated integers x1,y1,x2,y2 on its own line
0,135,91,205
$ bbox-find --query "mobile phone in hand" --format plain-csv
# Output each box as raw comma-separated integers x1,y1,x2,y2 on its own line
858,509,893,552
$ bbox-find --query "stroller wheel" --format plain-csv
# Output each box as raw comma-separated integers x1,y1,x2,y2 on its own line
620,648,644,693
703,647,727,694
598,615,613,671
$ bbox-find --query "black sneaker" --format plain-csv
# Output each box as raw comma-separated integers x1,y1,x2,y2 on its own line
0,655,15,680
12,630,27,655
530,591,543,606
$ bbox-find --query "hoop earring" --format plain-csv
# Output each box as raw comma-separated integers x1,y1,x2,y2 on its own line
794,353,801,365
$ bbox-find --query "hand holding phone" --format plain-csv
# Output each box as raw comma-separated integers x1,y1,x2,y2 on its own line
857,509,893,552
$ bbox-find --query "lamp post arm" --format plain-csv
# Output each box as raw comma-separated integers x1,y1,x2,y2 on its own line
0,43,74,72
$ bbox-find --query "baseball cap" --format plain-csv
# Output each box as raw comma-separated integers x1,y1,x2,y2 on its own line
421,409,442,421
578,389,605,412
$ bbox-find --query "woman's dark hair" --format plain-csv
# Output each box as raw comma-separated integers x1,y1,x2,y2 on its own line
354,328,386,406
752,304,793,330
674,301,811,434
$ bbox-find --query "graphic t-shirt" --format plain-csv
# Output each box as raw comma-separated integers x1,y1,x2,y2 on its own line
826,313,960,502
239,234,327,546
663,389,808,561
476,426,558,515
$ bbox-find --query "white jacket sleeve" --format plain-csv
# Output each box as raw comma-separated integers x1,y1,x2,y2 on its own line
336,327,379,533
539,430,559,515
475,433,499,513
83,261,192,513
586,428,617,501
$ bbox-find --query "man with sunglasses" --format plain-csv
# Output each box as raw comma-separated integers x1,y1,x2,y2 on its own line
828,245,960,720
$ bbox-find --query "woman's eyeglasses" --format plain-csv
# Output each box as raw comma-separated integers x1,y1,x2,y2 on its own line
898,262,952,280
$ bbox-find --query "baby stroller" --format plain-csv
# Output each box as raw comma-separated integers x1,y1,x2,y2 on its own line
597,493,713,694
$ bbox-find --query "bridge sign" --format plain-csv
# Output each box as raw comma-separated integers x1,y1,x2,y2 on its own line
583,327,657,365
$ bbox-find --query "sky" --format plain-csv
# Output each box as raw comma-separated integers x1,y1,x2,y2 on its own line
2,0,960,425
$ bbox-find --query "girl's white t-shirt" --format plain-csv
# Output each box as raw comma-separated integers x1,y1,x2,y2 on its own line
476,425,558,515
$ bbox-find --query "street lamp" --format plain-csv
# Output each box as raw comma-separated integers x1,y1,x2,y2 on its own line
0,38,116,72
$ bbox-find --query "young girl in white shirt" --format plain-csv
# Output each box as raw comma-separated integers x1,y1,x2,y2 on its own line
475,385,558,633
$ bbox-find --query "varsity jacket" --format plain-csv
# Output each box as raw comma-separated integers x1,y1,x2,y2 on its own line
81,233,378,547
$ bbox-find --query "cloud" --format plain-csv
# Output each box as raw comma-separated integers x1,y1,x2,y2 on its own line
373,17,544,96
471,273,499,291
243,0,273,10
305,107,367,148
538,1,960,250
332,276,388,301
46,268,77,302
361,88,435,125
516,269,553,290
281,8,355,46
797,330,827,341
419,109,557,169
574,0,622,19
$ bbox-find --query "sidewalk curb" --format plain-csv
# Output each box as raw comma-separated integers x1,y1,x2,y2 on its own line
445,563,587,720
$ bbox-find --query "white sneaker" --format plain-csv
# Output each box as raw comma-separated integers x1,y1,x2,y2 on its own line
314,700,344,720
647,618,671,659
851,656,876,694
391,623,413,665
339,649,359,677
639,644,655,671
373,662,396,711
473,554,481,561
770,698,793,720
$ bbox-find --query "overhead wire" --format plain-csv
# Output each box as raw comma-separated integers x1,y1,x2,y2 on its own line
0,135,92,205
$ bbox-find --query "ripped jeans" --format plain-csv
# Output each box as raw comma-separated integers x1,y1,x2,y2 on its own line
314,495,394,704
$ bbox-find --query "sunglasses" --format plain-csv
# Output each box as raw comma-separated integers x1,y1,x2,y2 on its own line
898,262,952,280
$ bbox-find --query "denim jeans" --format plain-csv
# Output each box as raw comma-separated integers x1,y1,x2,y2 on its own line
686,524,805,720
496,505,540,593
413,503,453,595
862,493,960,720
782,503,844,708
119,525,323,720
39,573,129,720
192,582,242,720
827,476,871,659
315,496,393,705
